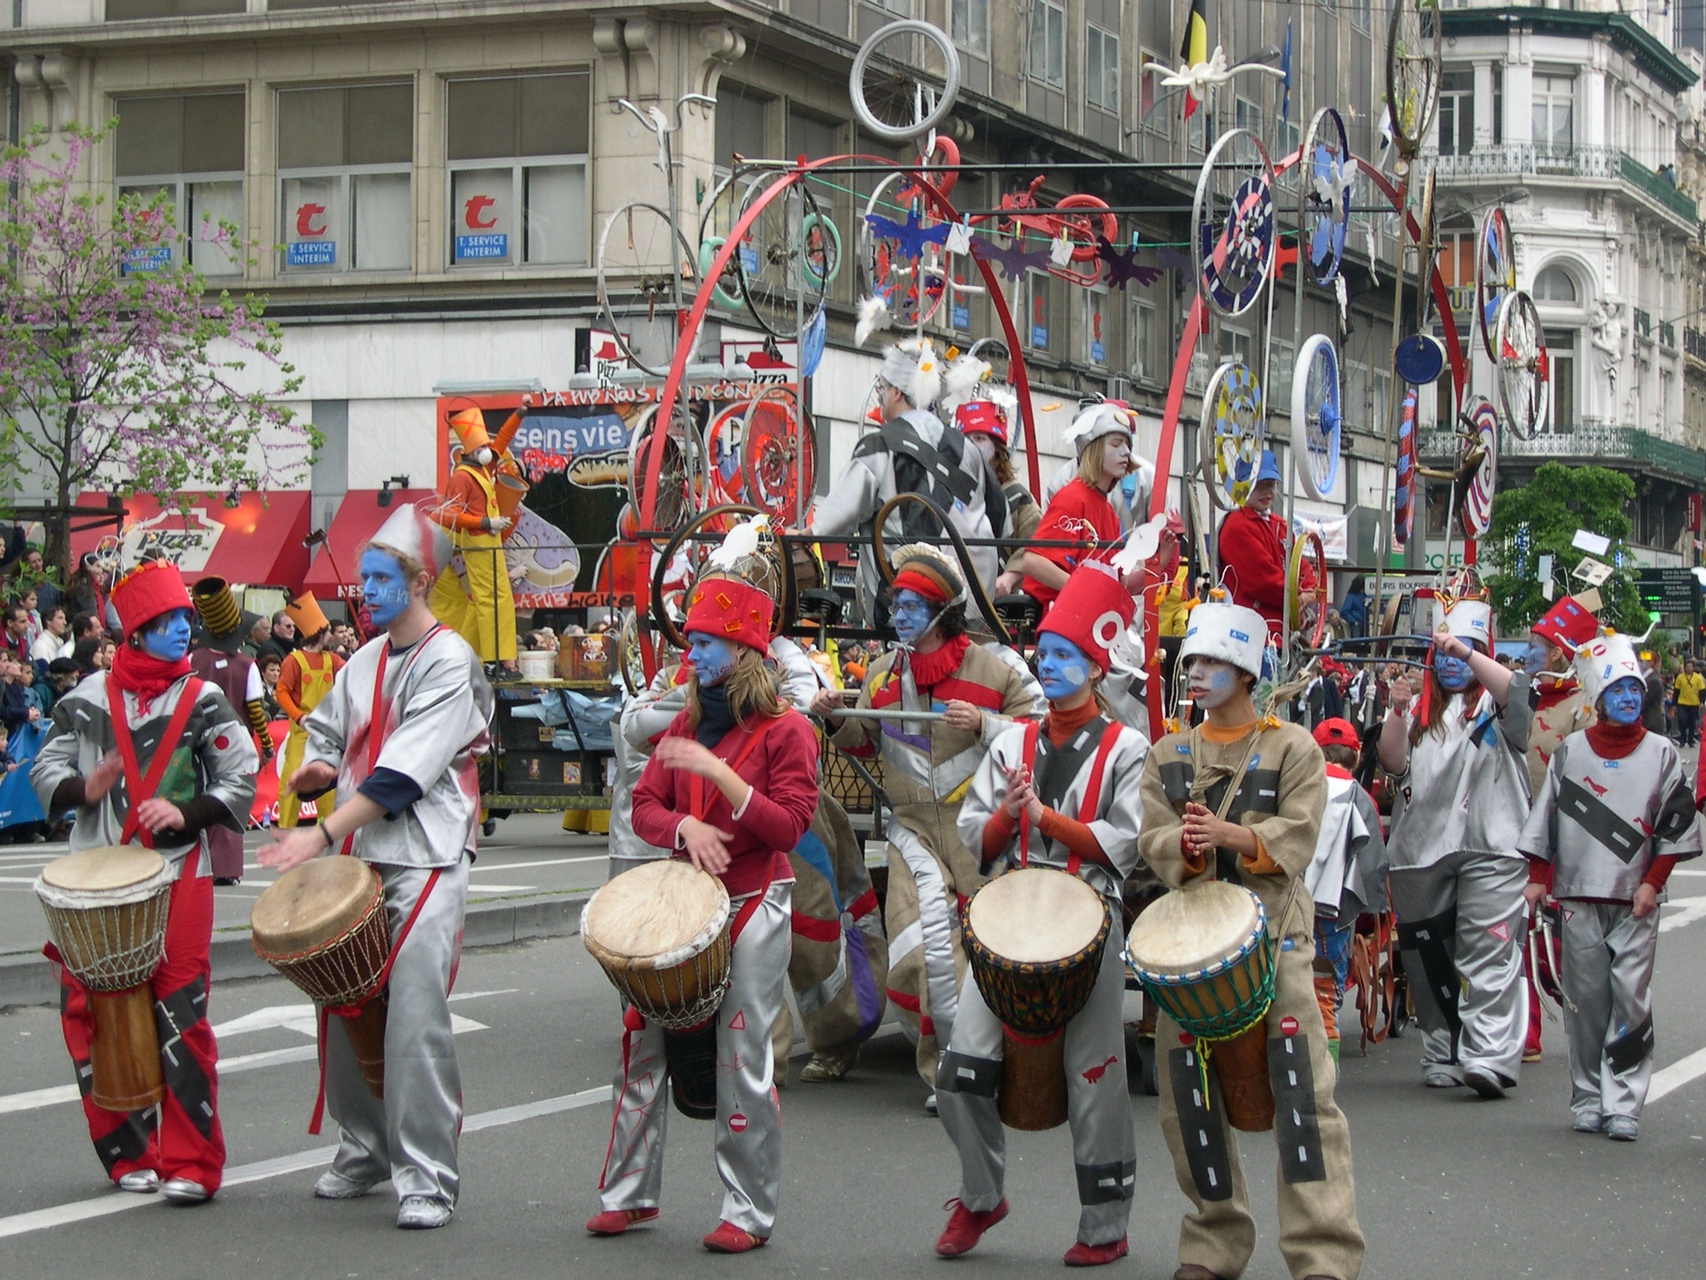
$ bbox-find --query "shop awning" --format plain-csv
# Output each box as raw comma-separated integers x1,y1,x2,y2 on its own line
71,492,312,588
301,489,437,599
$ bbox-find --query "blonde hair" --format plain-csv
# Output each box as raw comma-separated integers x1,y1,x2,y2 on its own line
685,646,786,731
1076,435,1125,490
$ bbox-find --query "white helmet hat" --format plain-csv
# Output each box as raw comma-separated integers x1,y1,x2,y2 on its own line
1576,630,1644,705
878,336,944,409
371,501,452,577
1432,596,1492,650
1064,401,1137,457
1179,600,1268,680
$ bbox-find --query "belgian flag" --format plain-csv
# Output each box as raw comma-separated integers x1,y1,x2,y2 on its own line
1180,0,1209,119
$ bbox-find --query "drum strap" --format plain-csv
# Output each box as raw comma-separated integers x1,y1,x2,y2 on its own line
110,677,206,850
1016,720,1123,875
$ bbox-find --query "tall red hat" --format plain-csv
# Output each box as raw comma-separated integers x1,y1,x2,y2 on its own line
110,559,192,640
684,575,773,654
1531,595,1598,653
1036,563,1135,674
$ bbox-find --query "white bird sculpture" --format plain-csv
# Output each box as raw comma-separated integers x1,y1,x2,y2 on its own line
1161,44,1284,107
708,514,771,570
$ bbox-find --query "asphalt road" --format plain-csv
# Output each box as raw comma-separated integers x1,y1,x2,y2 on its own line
4,878,1706,1280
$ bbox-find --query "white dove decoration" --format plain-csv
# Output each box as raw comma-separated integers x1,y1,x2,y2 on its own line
1313,157,1350,219
1161,44,1284,105
1108,511,1170,578
708,514,771,570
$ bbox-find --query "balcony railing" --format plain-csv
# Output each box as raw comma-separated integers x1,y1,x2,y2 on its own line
1419,422,1706,480
1421,144,1699,221
1685,326,1706,360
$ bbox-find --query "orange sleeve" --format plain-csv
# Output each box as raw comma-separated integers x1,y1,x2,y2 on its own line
275,654,305,722
981,807,1018,864
1038,808,1114,869
434,469,489,531
1240,833,1285,876
1180,841,1206,876
492,408,525,457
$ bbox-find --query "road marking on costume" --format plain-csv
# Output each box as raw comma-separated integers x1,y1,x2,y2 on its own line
0,992,513,1116
1651,1046,1706,1104
1660,897,1706,933
0,1085,613,1239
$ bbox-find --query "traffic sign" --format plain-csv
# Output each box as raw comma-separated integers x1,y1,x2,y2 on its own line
1635,567,1697,613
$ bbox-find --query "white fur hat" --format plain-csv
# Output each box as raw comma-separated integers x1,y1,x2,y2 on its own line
1576,631,1643,705
1179,600,1268,680
1065,401,1136,456
371,501,452,577
879,337,943,409
1432,597,1492,649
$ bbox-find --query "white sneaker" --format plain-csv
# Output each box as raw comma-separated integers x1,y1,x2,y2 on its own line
397,1195,453,1229
161,1178,211,1204
1423,1070,1460,1089
1605,1115,1640,1142
924,1092,939,1116
314,1169,380,1200
117,1170,159,1194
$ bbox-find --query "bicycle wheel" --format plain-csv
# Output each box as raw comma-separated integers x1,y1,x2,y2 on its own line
1475,205,1515,360
737,179,836,338
1393,386,1419,551
626,403,698,540
1459,397,1499,539
1290,335,1341,502
1301,108,1352,287
741,389,815,524
1385,0,1442,160
1191,129,1277,318
1204,360,1266,508
597,202,697,377
850,19,961,144
1287,531,1328,647
860,171,949,330
1055,194,1119,264
1494,291,1549,441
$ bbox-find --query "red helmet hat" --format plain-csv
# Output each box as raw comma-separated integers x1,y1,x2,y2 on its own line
954,399,1009,446
1312,717,1361,751
683,575,774,654
111,559,192,640
1035,563,1136,674
1531,595,1599,654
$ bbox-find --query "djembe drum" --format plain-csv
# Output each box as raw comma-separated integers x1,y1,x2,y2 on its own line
251,857,391,1097
1126,880,1277,1131
963,867,1111,1131
582,859,733,1119
35,847,175,1112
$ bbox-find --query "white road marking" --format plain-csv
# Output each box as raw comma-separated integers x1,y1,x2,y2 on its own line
0,1085,613,1238
469,854,607,872
1660,897,1706,933
1670,868,1706,877
465,884,538,895
1651,1046,1706,1103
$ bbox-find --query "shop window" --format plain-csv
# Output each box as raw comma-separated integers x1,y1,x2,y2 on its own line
446,72,591,268
115,91,245,277
278,82,413,274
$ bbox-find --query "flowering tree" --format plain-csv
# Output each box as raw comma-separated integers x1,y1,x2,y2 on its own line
0,124,314,574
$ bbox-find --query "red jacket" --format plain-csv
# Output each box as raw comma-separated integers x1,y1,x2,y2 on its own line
1217,505,1294,635
1023,479,1121,608
631,707,819,898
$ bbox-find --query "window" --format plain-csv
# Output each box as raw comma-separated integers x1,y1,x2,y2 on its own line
115,92,245,277
1437,69,1474,156
1435,217,1475,287
1349,0,1372,31
1132,299,1159,383
1084,285,1110,365
951,0,989,56
1027,271,1053,351
1533,265,1577,303
1087,24,1119,112
1218,326,1251,364
1547,329,1576,430
1235,96,1261,137
446,72,590,268
107,0,241,17
1138,54,1173,153
1532,73,1574,156
1030,0,1065,89
1270,339,1294,408
715,87,768,167
278,83,412,275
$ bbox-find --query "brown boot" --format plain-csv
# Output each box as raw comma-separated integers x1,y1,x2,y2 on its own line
798,1041,860,1082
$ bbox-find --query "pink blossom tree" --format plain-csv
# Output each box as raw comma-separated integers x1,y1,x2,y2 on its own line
0,124,315,574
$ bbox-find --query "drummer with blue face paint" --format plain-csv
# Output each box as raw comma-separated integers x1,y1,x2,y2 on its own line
1137,595,1365,1280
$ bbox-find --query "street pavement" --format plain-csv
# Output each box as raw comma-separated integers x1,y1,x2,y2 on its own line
2,814,1705,1276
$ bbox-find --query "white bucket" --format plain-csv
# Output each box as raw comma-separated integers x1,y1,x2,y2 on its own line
517,650,556,681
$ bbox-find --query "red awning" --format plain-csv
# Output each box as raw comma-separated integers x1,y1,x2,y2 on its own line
301,489,437,599
71,492,312,588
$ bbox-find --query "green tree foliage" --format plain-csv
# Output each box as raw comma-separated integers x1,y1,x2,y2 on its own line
1482,461,1647,634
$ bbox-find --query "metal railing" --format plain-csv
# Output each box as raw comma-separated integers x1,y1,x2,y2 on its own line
1684,326,1706,361
1421,144,1699,221
1419,421,1706,480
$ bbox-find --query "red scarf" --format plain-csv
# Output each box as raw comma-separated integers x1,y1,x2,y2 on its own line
1585,720,1646,760
110,642,192,715
1535,676,1581,713
907,633,972,688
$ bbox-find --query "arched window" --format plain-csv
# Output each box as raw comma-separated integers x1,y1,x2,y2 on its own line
1533,265,1578,303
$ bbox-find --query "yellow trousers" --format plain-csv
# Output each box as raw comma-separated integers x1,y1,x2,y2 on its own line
278,724,335,828
451,540,516,663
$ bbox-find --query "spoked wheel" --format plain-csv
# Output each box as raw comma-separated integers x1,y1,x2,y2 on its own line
1459,397,1499,539
626,404,698,542
849,19,962,144
1287,531,1329,649
1494,291,1549,441
860,171,949,330
736,179,838,339
703,401,750,505
1412,170,1438,331
1191,129,1277,318
1385,0,1442,162
741,389,815,524
596,202,697,376
1301,107,1352,287
1476,205,1516,360
1393,386,1420,551
1204,360,1266,508
1291,335,1342,502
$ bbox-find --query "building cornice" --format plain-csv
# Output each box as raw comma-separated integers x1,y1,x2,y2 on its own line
1441,7,1697,95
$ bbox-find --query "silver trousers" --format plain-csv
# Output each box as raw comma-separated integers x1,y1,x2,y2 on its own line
598,881,792,1236
936,913,1137,1246
324,856,469,1205
1559,901,1659,1121
1390,851,1529,1086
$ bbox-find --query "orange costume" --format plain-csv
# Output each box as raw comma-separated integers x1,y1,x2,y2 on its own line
433,406,524,664
275,593,345,827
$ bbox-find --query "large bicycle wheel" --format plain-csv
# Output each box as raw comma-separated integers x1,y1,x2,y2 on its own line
1204,360,1266,508
626,403,698,541
736,179,837,338
860,171,949,331
1475,205,1515,360
1291,335,1342,502
850,19,961,144
1494,291,1549,441
1301,108,1352,287
1385,0,1442,160
1191,129,1277,318
741,389,815,524
597,202,697,377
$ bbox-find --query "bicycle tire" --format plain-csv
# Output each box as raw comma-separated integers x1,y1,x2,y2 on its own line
850,19,961,144
596,202,697,377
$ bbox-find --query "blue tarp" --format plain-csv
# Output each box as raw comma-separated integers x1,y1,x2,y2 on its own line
0,720,47,829
509,689,620,752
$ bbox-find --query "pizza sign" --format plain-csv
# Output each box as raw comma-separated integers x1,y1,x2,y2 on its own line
120,508,225,571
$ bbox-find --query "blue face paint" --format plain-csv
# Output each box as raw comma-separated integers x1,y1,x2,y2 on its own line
1187,658,1242,709
686,633,739,687
1600,676,1645,727
1523,638,1552,677
1034,633,1092,701
140,608,192,662
1433,650,1474,691
889,588,938,647
360,548,413,628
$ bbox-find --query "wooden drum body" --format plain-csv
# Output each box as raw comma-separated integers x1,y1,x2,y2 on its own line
35,847,176,1113
964,868,1111,1132
251,858,392,1098
583,861,732,1119
1126,880,1278,1131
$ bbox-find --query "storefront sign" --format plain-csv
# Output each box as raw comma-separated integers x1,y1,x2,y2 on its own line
455,233,508,260
120,507,227,572
720,338,798,380
122,246,172,274
587,328,629,382
287,241,336,267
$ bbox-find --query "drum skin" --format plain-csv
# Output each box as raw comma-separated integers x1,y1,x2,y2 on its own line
583,861,733,1031
964,868,1111,1132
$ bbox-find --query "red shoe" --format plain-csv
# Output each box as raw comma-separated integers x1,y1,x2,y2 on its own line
935,1197,1009,1258
1064,1237,1129,1267
702,1221,768,1253
586,1207,659,1236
